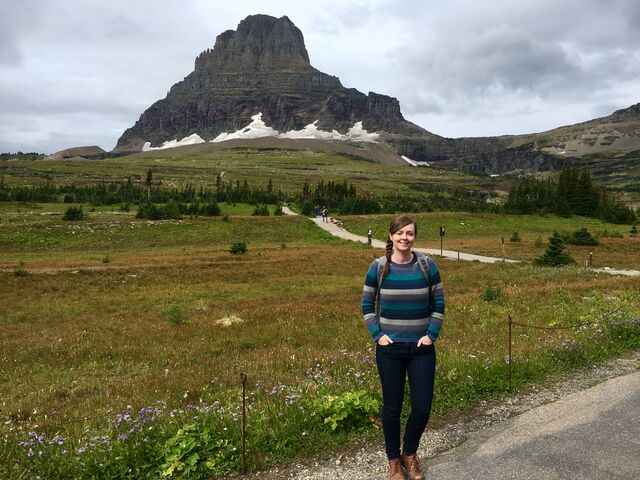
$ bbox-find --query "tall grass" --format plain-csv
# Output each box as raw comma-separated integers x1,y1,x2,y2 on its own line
1,214,639,478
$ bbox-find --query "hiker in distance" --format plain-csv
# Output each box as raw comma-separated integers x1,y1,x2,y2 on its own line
321,206,329,222
361,215,445,480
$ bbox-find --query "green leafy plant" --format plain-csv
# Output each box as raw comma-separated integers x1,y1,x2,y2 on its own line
229,242,247,255
162,302,185,325
314,390,379,431
509,231,521,242
480,283,502,302
161,423,237,479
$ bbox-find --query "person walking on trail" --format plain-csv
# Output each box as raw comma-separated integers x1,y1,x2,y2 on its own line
321,206,329,222
361,215,445,480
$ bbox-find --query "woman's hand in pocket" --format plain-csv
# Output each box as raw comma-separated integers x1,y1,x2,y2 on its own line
377,334,393,346
417,335,433,347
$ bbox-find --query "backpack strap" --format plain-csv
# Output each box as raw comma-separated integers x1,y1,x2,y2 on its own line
375,256,387,319
414,251,434,312
375,252,434,318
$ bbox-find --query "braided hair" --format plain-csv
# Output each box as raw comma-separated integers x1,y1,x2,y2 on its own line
380,215,417,282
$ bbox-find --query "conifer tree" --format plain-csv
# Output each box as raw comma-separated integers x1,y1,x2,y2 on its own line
534,231,577,266
575,168,597,216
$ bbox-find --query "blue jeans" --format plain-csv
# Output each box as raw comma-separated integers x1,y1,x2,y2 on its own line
376,342,436,459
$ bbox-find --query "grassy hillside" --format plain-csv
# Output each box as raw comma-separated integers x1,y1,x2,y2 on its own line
0,146,504,198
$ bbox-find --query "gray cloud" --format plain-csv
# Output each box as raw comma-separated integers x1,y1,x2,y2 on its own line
0,0,639,151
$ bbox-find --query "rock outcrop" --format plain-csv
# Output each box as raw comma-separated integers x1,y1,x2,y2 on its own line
115,14,430,155
49,145,107,160
114,14,639,176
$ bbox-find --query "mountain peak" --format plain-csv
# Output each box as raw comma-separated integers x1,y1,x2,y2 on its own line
195,14,311,73
612,102,640,117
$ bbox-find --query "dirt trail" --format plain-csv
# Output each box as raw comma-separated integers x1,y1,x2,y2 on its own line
299,211,639,275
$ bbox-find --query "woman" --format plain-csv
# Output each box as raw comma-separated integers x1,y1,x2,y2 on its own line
361,215,445,480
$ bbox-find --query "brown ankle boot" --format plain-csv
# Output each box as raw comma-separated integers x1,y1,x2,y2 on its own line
400,454,425,480
388,458,405,480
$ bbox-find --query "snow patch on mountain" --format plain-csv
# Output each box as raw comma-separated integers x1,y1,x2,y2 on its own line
142,133,205,151
141,113,379,151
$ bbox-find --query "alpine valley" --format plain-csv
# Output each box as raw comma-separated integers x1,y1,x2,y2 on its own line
57,14,640,196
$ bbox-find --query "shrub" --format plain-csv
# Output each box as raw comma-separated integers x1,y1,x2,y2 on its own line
120,202,131,212
63,206,85,221
273,204,284,216
534,236,544,248
222,214,229,222
203,202,221,216
480,283,502,302
136,202,181,220
162,303,185,325
631,225,638,237
566,227,598,246
509,231,521,242
534,232,577,266
252,204,269,216
314,390,379,431
229,242,247,255
182,201,221,217
13,261,28,277
102,254,111,264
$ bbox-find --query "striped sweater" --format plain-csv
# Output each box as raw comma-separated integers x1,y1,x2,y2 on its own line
361,253,445,343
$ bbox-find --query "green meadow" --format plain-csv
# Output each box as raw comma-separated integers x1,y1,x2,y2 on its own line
1,150,639,479
0,146,500,197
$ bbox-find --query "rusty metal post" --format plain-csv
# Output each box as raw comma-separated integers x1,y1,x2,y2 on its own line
508,314,512,391
589,252,593,267
240,372,247,474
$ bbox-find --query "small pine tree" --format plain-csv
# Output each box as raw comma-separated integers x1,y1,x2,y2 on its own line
631,225,638,237
63,206,85,221
509,231,521,243
567,227,598,246
534,231,577,266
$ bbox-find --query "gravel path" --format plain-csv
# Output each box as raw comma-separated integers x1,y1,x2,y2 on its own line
301,213,639,274
225,350,640,479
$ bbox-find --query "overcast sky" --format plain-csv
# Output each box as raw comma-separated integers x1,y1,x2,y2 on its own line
2,0,639,153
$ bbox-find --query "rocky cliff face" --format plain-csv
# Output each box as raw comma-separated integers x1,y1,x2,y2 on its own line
115,14,425,153
114,14,638,177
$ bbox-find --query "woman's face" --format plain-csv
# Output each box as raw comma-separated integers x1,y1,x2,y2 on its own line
389,223,416,253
